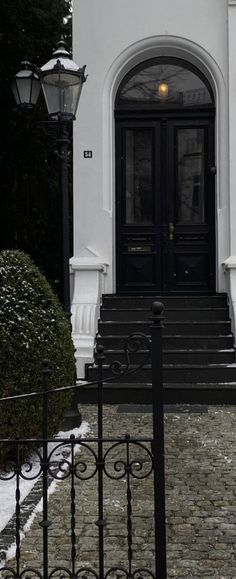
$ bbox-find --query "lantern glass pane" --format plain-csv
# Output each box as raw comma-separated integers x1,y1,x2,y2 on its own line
15,77,32,105
11,79,21,105
11,73,41,107
31,78,41,105
42,71,83,117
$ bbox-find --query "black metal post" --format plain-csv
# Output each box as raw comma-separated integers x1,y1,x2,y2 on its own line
151,301,167,579
15,444,21,578
95,344,105,579
41,360,52,579
70,436,77,576
57,115,71,318
57,115,81,428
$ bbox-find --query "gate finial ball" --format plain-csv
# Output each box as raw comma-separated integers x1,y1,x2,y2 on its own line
96,344,104,355
151,301,164,316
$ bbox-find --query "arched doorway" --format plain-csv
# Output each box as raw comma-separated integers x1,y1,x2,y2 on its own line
115,57,215,294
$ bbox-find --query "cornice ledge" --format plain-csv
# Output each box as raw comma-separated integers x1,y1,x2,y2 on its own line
70,256,108,273
223,256,236,269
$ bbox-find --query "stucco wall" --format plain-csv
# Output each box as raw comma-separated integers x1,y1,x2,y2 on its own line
73,0,229,293
75,0,227,69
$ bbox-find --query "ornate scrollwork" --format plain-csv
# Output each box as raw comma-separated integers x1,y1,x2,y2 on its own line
105,567,129,579
125,332,151,355
104,332,151,380
103,439,153,480
0,444,42,481
0,567,16,579
0,464,18,481
47,440,98,481
109,359,125,376
133,568,156,579
21,568,43,579
105,568,155,579
75,568,99,579
0,567,43,579
19,447,42,481
48,566,71,579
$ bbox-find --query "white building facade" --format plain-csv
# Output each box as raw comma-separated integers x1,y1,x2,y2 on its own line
71,0,236,377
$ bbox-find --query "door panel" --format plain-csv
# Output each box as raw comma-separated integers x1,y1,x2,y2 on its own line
176,127,205,224
116,120,161,293
125,129,154,225
167,119,215,292
116,115,215,294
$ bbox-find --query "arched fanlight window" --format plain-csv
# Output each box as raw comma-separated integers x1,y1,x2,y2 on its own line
116,58,214,109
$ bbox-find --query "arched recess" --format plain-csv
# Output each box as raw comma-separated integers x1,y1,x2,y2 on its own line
102,35,229,294
115,56,215,294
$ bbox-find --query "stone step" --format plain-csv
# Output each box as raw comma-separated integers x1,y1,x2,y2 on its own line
77,381,236,405
100,307,229,322
97,334,234,350
86,363,236,383
101,348,235,365
98,320,232,336
102,294,228,309
87,292,236,405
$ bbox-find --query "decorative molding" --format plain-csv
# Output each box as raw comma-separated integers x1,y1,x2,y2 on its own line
223,256,236,269
223,258,236,341
70,258,109,378
70,256,108,272
71,302,97,336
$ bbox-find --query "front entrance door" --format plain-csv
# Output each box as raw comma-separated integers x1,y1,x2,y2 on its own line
115,115,215,294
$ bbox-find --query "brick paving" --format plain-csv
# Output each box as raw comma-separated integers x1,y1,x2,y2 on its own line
1,404,236,578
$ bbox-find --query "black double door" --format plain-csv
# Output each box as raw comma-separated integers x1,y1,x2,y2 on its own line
116,114,215,294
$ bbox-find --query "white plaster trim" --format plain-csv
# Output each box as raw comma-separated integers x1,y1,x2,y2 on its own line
222,260,236,341
70,259,108,378
70,257,108,273
102,34,229,293
223,256,236,269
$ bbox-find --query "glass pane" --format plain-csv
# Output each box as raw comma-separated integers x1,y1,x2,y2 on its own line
125,129,154,225
42,72,81,116
118,62,213,108
177,128,205,223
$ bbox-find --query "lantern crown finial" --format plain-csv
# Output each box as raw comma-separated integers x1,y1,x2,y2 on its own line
51,38,71,64
20,60,34,71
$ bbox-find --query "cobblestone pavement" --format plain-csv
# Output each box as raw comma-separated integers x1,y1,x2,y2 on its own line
2,404,236,579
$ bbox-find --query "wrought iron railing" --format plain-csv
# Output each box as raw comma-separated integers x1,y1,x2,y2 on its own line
0,301,166,579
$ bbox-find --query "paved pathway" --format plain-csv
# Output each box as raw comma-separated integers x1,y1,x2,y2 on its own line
1,404,236,578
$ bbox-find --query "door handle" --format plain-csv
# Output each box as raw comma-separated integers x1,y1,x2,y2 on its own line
169,222,175,241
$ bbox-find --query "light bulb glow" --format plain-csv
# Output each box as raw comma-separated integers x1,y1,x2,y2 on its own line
158,82,169,99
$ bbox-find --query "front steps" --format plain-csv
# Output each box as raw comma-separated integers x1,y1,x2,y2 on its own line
81,294,236,404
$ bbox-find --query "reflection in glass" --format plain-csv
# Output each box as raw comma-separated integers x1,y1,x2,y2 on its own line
118,62,213,108
125,129,153,225
177,128,205,223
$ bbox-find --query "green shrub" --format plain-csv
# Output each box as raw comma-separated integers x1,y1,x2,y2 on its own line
0,250,75,445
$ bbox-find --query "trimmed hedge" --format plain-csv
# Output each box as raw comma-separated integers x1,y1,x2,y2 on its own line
0,250,75,444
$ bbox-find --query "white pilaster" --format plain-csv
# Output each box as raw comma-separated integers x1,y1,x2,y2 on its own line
70,257,108,378
224,2,236,336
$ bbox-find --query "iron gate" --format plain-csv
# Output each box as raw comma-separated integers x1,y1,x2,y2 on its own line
0,302,166,579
